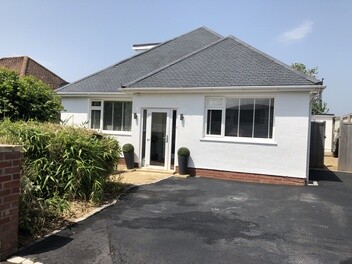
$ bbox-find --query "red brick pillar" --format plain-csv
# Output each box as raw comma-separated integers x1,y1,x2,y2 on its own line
0,145,22,260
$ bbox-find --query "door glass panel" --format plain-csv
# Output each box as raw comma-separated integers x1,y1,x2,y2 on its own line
150,112,167,166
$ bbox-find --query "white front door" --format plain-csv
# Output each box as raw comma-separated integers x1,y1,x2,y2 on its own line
145,109,171,170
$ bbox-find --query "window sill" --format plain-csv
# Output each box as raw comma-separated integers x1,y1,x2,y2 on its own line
97,130,132,136
200,136,277,146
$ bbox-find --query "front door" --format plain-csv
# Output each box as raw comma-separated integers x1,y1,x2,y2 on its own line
145,109,171,169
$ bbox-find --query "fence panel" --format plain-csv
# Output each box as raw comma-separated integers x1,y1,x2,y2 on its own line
310,121,325,168
338,123,352,172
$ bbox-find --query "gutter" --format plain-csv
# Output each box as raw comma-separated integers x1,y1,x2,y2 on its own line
57,85,325,96
121,85,326,94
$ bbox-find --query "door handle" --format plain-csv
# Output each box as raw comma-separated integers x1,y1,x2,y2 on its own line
165,135,168,143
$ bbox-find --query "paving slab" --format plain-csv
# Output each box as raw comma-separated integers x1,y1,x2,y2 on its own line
117,169,174,185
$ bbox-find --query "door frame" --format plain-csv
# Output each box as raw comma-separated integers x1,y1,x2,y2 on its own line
144,108,173,170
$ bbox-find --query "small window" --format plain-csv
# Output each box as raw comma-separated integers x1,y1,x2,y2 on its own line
90,100,132,132
91,101,101,107
207,109,222,135
90,110,101,129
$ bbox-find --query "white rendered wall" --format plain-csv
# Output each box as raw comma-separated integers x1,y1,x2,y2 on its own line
60,97,132,153
311,114,334,153
61,97,89,127
131,91,311,179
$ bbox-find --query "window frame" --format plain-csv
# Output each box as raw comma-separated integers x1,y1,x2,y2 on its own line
204,96,275,142
89,99,132,135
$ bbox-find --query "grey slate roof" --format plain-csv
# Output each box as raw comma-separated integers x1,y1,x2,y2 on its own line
125,36,321,88
56,27,222,93
57,27,322,94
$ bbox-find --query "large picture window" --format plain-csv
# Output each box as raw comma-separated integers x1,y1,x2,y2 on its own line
90,100,132,132
206,97,274,139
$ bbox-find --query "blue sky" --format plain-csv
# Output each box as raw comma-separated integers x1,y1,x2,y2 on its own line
1,0,351,115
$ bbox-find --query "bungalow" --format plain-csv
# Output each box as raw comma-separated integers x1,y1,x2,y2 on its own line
56,27,325,185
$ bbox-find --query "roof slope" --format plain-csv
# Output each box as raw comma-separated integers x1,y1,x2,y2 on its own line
125,36,321,88
56,27,222,93
0,56,68,89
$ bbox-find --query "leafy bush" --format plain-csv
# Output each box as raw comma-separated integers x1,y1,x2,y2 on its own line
0,120,121,235
0,119,121,201
122,143,134,153
0,68,63,122
177,147,190,157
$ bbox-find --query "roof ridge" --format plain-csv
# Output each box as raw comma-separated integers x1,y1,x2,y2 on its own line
227,35,322,84
56,27,222,92
25,57,67,83
123,36,228,88
20,56,29,76
114,27,222,69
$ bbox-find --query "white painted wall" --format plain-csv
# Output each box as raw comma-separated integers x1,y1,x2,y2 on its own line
311,114,334,153
61,91,311,179
131,91,311,179
61,97,89,127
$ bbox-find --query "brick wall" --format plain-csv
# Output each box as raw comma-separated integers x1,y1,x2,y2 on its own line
177,166,306,186
0,145,22,260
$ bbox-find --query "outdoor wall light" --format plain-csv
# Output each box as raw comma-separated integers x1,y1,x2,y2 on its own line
180,114,184,121
134,113,138,119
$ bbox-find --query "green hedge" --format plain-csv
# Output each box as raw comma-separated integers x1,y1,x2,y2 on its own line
0,119,121,201
0,120,121,235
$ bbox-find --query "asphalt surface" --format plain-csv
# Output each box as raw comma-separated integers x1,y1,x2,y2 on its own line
16,170,352,264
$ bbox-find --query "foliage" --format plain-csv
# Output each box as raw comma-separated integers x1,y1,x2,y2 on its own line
0,68,63,122
291,62,329,115
312,100,329,115
0,120,121,235
19,175,69,236
177,147,190,157
291,62,318,77
122,143,134,153
0,120,121,201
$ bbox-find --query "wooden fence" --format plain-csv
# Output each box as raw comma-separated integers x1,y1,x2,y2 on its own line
338,123,352,172
310,121,325,168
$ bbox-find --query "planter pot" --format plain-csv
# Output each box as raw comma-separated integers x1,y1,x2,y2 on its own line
178,155,189,175
123,151,134,169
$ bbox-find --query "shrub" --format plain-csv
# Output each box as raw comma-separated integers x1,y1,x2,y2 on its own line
177,147,190,157
0,68,63,122
0,120,121,202
122,143,134,153
0,120,121,235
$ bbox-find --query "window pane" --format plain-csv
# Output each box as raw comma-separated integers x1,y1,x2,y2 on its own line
123,102,132,131
113,102,122,131
91,110,101,129
239,99,254,137
225,98,239,136
207,110,222,135
269,99,274,138
103,102,113,130
91,101,101,107
254,99,270,138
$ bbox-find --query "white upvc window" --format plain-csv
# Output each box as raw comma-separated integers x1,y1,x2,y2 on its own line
205,97,274,139
89,100,132,132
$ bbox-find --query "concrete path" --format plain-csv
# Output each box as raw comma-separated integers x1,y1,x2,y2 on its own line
115,169,174,186
14,170,352,264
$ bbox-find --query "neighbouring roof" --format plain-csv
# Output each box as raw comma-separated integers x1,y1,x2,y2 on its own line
57,27,322,94
0,56,68,90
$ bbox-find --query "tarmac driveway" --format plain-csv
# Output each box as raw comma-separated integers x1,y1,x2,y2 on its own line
17,171,352,264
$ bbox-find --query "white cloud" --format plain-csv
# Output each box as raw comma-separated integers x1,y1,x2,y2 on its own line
278,20,313,44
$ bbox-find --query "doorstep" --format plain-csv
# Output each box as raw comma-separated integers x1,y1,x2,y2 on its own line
117,169,174,186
